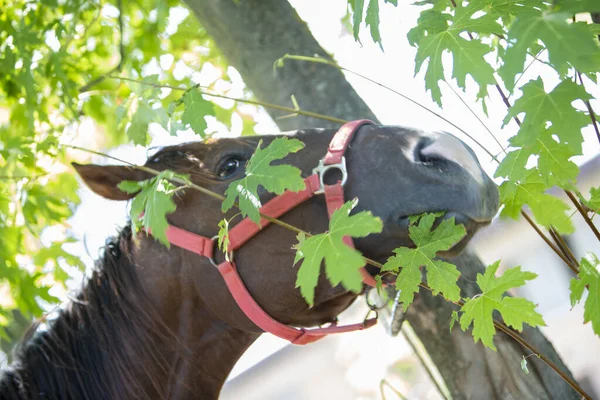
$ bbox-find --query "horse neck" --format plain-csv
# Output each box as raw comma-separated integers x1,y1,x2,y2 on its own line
1,228,259,400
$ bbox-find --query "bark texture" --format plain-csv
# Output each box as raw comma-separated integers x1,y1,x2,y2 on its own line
182,0,580,398
183,0,377,130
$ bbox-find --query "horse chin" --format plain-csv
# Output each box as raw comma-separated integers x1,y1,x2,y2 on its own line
294,291,358,327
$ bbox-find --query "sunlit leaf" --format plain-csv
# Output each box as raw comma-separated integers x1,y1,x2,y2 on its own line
570,254,600,336
222,137,306,224
459,261,545,350
119,171,191,246
499,11,600,92
294,199,383,306
382,213,466,310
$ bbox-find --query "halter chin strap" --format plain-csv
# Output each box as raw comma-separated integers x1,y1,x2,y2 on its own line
155,120,379,345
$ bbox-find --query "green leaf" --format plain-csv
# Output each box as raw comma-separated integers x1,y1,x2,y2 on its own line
553,0,600,18
570,254,600,336
119,171,191,247
583,187,600,213
127,101,154,146
499,169,574,234
466,0,538,23
449,310,459,333
217,218,231,261
181,89,215,136
411,4,500,106
459,261,545,350
382,213,466,310
499,11,600,92
350,0,365,41
365,0,382,46
502,78,591,156
222,137,306,224
294,199,383,306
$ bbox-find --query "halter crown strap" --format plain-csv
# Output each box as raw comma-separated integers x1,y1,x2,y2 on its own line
158,120,379,345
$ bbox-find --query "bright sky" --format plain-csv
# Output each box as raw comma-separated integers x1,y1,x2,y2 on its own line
60,0,600,383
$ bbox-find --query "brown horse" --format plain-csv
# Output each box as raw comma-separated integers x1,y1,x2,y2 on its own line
0,124,499,399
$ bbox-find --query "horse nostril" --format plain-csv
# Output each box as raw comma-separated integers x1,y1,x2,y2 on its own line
414,138,444,165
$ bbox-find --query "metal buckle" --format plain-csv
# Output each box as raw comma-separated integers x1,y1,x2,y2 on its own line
312,156,348,194
208,235,235,268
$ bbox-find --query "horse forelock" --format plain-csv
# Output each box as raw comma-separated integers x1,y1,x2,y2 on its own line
1,225,178,400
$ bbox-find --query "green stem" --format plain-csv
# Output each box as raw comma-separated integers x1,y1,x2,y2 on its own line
105,75,347,125
566,190,600,242
379,379,409,400
276,54,498,160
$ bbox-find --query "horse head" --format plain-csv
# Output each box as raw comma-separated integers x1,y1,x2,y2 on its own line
74,123,497,335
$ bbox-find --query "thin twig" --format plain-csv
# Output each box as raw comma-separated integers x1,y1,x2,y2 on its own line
520,211,574,268
576,72,600,145
105,76,347,124
379,379,409,400
401,323,450,400
495,84,522,126
566,190,600,242
276,54,497,160
548,227,579,274
443,81,505,156
64,144,591,399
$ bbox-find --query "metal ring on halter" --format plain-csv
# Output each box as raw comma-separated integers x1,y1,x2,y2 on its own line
208,235,235,268
312,156,348,194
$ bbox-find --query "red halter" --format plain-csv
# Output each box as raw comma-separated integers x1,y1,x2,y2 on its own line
157,120,379,345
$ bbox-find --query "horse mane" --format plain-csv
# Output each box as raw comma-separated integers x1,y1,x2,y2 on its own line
0,225,177,400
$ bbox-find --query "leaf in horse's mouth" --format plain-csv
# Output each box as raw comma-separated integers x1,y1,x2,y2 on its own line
382,212,467,311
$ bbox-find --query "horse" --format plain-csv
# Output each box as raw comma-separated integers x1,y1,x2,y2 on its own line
0,122,499,399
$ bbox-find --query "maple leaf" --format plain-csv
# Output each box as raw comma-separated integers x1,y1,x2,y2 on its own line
294,199,383,306
222,137,306,224
495,79,592,188
570,254,600,336
127,100,154,146
459,261,545,350
349,0,397,44
553,0,600,17
410,4,500,106
466,0,538,23
503,78,591,154
499,169,574,234
365,0,381,46
181,90,215,136
119,171,191,247
499,11,600,92
583,187,600,213
382,213,466,310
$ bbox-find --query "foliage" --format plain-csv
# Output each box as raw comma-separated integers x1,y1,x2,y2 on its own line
0,0,246,330
293,199,383,305
458,261,545,351
570,254,600,335
382,213,466,310
349,0,600,344
118,170,191,247
222,137,306,224
0,0,599,374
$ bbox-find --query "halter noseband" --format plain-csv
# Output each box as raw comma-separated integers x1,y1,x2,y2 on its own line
155,120,379,345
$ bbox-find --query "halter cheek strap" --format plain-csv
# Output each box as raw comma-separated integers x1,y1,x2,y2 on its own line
156,120,380,345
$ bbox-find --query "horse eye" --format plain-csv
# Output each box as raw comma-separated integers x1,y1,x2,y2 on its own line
217,157,242,178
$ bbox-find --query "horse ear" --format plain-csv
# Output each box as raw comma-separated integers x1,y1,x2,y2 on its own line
72,163,151,201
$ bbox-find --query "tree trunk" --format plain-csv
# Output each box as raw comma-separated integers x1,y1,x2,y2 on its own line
182,0,579,398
